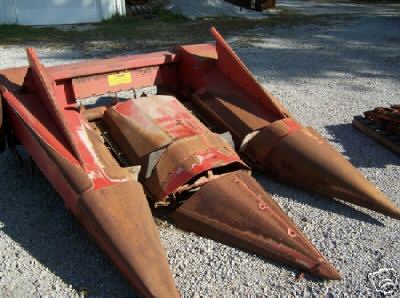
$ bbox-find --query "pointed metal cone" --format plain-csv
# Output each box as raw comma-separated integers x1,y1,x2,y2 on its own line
77,181,180,298
260,127,400,220
173,170,341,280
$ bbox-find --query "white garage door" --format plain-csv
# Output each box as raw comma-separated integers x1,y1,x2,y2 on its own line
0,0,125,25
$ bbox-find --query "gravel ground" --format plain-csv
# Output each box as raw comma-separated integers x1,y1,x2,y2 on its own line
1,1,400,297
167,0,264,19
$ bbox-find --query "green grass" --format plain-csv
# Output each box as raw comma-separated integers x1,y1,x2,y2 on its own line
0,10,329,51
154,9,188,22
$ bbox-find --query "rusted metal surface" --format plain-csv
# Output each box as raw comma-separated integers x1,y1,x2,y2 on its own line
103,95,209,169
262,127,400,219
241,118,301,161
81,106,108,122
176,27,400,219
364,105,400,135
353,118,400,156
104,100,172,168
103,95,247,203
3,26,400,295
101,93,340,278
71,65,177,99
145,132,246,202
0,67,28,92
47,51,177,81
191,89,271,143
0,49,180,296
77,181,179,298
173,170,341,280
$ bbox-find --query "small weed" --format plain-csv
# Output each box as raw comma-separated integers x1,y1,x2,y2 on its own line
154,9,188,22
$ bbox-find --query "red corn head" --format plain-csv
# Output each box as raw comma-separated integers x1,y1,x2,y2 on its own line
3,26,370,293
104,95,340,280
176,27,399,220
0,50,179,297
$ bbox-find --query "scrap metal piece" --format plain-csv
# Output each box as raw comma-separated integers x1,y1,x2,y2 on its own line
353,110,400,156
352,105,400,155
364,105,400,135
173,170,341,280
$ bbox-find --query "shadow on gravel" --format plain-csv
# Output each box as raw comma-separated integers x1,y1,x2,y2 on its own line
325,123,399,168
0,151,138,297
255,173,384,227
0,151,327,295
6,14,399,87
236,15,400,82
152,206,328,283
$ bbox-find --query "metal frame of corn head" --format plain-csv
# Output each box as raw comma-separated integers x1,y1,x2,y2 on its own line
1,27,399,296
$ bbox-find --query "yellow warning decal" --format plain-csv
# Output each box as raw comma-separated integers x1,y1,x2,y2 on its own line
107,72,132,87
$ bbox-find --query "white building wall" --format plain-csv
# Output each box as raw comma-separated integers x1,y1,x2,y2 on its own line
0,0,126,25
0,0,17,23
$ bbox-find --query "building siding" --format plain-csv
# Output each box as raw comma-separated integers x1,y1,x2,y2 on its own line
0,0,126,25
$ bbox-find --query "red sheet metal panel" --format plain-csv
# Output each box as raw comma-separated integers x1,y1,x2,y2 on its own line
48,51,177,81
146,132,246,201
104,95,247,202
2,90,83,212
211,27,289,117
1,50,181,296
71,64,177,99
26,48,129,190
133,96,208,140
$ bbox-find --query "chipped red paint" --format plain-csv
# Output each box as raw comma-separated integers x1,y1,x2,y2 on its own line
71,65,177,99
161,146,241,197
114,95,208,140
282,117,301,132
104,95,246,202
47,51,177,80
177,27,400,220
1,49,180,297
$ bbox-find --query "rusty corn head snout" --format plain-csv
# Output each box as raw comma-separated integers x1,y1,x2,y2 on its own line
245,122,400,220
173,170,341,280
178,27,400,220
102,95,340,280
77,182,180,298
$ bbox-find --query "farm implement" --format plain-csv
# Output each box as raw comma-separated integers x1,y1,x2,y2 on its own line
1,27,398,296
